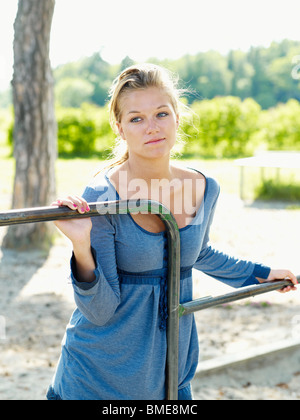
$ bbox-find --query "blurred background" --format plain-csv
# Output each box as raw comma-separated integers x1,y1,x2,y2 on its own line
1,0,300,202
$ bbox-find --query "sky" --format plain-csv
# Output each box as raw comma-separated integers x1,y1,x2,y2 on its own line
0,0,299,91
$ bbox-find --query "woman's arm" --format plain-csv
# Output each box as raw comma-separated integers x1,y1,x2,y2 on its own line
52,193,121,325
194,187,298,292
52,196,96,283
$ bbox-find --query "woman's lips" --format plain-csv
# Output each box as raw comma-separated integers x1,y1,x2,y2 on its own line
145,138,166,145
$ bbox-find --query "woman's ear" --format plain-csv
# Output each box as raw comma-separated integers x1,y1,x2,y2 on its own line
176,114,180,130
116,122,126,141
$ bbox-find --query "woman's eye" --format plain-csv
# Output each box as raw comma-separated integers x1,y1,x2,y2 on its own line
157,112,169,118
130,116,142,123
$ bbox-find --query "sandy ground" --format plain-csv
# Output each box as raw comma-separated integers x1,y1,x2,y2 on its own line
1,192,300,400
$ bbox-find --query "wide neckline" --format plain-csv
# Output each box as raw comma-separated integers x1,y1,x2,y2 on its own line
104,166,209,236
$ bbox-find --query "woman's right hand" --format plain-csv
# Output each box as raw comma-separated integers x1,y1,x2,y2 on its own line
52,196,97,283
51,195,92,246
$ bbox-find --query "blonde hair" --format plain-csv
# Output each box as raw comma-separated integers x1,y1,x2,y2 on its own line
104,63,188,169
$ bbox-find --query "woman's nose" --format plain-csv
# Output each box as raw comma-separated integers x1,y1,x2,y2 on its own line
146,118,159,134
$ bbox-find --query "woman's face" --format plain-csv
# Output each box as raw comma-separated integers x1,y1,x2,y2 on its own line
116,87,179,160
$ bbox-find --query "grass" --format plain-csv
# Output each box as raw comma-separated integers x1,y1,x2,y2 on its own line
255,179,300,202
0,154,244,203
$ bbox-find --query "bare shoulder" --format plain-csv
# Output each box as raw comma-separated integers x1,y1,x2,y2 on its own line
106,163,126,191
171,164,206,196
171,164,206,183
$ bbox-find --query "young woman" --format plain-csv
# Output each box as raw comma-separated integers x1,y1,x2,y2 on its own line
47,64,297,400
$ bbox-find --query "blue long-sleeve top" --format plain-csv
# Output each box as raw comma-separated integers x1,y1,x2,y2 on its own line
48,168,270,400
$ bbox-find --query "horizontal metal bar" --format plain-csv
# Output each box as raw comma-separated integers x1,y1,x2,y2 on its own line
179,277,300,317
0,200,174,226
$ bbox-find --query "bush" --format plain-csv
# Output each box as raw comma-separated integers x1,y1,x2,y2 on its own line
181,96,261,158
6,104,116,158
255,179,300,202
86,104,116,157
258,99,300,151
56,106,97,156
5,97,300,159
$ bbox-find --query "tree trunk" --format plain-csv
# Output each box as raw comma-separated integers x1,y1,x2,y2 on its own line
3,0,57,250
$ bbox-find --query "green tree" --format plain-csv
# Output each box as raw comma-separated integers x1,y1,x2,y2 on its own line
55,77,94,107
227,50,254,98
248,46,276,108
267,48,300,103
54,52,114,107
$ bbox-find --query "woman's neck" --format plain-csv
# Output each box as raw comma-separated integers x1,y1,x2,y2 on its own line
124,155,173,184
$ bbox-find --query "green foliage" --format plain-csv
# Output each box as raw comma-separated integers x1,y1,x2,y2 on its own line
56,105,97,156
54,52,114,108
174,51,232,101
1,107,14,156
255,179,300,202
181,96,261,158
4,95,300,159
0,108,13,136
55,78,94,108
50,39,300,110
2,40,300,110
258,99,300,151
56,104,115,157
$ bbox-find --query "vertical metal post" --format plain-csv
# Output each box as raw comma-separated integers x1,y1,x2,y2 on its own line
160,209,180,400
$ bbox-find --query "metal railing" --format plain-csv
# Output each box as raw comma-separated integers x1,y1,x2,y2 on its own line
0,200,298,400
0,200,181,400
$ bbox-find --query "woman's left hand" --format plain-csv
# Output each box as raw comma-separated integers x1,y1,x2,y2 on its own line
259,269,298,293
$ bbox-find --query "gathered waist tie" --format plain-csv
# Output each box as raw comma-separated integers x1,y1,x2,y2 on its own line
118,266,193,331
